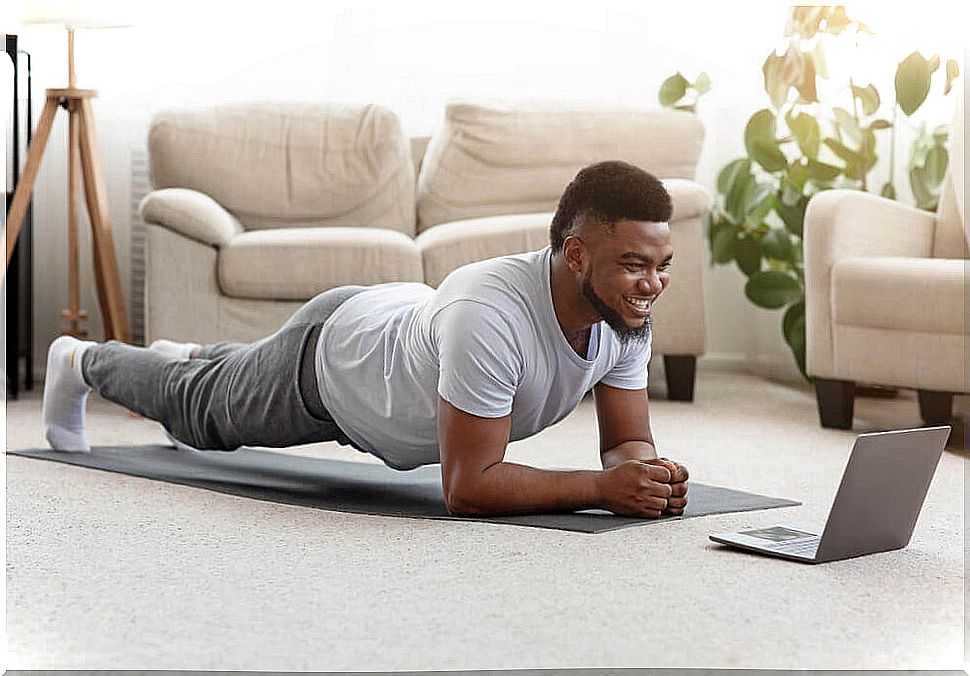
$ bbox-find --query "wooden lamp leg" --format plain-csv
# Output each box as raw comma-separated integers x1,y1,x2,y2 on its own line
77,98,129,342
61,99,89,337
5,97,59,269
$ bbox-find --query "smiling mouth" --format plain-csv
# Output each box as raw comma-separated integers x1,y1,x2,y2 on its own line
624,296,653,316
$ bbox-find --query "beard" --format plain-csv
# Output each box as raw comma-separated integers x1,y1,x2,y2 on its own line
581,271,651,345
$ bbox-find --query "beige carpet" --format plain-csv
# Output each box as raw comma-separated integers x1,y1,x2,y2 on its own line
5,368,966,670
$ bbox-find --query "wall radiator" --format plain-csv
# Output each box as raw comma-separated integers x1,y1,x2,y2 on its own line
129,148,150,346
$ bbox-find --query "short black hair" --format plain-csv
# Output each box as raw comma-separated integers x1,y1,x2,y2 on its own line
549,161,672,253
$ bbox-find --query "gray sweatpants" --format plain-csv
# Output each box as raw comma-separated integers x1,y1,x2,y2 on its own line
81,286,367,451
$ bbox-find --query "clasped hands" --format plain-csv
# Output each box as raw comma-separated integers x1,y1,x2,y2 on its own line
599,456,689,518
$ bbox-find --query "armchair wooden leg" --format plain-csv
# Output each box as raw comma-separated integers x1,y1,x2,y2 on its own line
663,355,696,402
814,378,855,429
917,390,954,425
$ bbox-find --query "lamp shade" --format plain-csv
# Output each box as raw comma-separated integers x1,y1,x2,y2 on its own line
21,1,135,29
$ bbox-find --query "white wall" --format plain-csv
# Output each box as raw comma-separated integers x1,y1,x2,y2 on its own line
2,0,964,385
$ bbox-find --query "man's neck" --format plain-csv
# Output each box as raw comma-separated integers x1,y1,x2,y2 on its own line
549,252,598,354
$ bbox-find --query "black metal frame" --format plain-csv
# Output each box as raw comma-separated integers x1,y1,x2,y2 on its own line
5,34,34,398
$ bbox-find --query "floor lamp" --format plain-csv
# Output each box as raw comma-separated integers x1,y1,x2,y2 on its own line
5,15,131,341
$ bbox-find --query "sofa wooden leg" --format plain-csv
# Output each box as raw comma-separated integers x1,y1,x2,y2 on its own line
917,390,954,425
663,355,696,402
814,378,855,429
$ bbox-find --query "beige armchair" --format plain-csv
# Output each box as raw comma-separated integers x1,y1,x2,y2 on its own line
803,99,967,428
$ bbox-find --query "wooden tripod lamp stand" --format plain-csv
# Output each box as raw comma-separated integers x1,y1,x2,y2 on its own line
5,15,131,342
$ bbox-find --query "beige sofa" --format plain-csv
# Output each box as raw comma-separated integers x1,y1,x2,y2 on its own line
140,100,710,399
803,97,967,428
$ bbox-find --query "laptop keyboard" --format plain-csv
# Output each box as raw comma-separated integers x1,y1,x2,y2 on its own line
772,537,820,556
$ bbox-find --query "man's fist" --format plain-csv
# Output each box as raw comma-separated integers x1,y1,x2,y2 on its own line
596,460,675,518
644,457,689,516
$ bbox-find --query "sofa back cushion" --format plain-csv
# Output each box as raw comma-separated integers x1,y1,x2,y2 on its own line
148,102,416,235
416,100,705,232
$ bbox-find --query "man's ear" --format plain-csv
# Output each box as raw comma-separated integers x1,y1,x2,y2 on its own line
562,235,586,274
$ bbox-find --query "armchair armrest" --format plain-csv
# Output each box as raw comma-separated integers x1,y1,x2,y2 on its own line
803,189,937,379
663,178,710,221
139,188,244,248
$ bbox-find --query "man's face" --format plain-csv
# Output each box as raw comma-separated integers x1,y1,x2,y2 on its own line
570,219,673,344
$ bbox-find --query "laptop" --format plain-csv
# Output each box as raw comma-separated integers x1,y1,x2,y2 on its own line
709,426,951,564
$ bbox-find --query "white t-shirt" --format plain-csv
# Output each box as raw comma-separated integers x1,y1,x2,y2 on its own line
315,246,652,470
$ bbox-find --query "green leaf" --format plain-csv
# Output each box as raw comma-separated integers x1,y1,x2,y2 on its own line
909,166,937,211
896,51,936,116
805,159,842,182
745,271,802,309
786,162,809,191
762,53,791,109
923,145,949,187
824,137,861,163
880,181,897,200
777,196,807,236
782,300,806,347
751,141,788,172
868,119,892,130
932,123,950,142
716,158,751,195
788,112,821,158
782,302,807,380
724,172,760,225
745,190,776,228
851,84,880,116
712,226,739,263
735,235,762,277
944,59,960,95
745,110,787,172
762,228,793,261
693,72,712,94
834,107,862,145
659,72,689,107
746,109,777,145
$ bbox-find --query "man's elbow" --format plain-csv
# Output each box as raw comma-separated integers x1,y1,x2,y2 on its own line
445,489,482,516
443,481,486,517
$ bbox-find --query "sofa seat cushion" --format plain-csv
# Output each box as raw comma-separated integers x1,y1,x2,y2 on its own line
218,228,423,300
832,256,966,334
415,213,553,287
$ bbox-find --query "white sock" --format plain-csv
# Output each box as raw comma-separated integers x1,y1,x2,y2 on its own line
162,427,202,453
43,336,97,452
148,339,201,360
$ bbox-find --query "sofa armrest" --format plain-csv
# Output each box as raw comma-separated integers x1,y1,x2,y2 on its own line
803,189,937,379
663,178,710,221
139,188,244,248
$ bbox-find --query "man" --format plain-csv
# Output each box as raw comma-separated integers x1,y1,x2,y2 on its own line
43,160,689,518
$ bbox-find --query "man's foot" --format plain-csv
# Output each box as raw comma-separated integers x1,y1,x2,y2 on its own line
43,336,96,452
148,339,201,360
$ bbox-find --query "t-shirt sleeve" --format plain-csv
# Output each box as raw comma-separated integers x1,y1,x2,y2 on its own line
598,331,652,390
433,300,523,418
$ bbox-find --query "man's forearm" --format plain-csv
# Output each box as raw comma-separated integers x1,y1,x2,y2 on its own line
446,461,603,517
600,440,658,469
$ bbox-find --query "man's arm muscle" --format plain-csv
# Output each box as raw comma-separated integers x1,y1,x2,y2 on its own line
593,383,658,468
437,396,604,516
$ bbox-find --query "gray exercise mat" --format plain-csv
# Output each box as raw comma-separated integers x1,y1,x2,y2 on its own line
9,445,800,533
